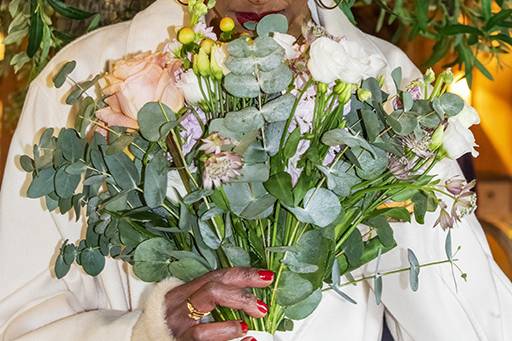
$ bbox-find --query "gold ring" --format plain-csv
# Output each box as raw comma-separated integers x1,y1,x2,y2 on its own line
186,298,211,321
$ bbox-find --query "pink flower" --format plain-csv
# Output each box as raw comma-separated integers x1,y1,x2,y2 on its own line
203,152,244,189
434,202,455,230
96,51,185,131
199,133,234,155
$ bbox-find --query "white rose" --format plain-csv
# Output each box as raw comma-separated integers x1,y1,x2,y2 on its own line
454,103,480,128
273,32,300,60
177,70,204,104
307,37,386,84
443,119,479,159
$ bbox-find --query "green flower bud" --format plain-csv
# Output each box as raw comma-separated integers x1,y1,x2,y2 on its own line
334,81,352,104
429,125,445,151
377,74,385,88
424,68,435,83
317,83,328,94
210,45,223,80
197,49,211,77
333,80,348,95
357,88,372,102
440,68,454,85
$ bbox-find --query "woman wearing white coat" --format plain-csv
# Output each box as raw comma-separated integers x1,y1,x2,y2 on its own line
0,0,511,340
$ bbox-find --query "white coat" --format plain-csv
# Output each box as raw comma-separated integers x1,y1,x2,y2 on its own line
1,1,511,340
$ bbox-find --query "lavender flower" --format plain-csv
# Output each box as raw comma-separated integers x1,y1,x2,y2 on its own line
434,201,455,230
180,111,206,155
194,22,217,41
199,133,234,155
203,152,243,189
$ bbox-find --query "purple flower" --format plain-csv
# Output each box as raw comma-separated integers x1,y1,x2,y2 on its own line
388,156,413,180
180,111,206,155
203,152,244,189
445,177,476,196
451,192,477,222
194,22,217,40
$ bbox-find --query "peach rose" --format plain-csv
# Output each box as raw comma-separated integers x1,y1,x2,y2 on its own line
96,51,185,131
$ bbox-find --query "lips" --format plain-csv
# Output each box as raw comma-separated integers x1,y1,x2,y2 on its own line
235,10,284,25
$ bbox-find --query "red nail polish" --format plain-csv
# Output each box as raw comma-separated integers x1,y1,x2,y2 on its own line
256,299,268,314
240,321,249,334
249,338,257,341
257,270,274,281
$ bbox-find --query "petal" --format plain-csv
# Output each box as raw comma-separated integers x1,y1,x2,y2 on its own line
96,107,139,129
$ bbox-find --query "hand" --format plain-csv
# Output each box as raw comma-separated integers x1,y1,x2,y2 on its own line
165,267,275,341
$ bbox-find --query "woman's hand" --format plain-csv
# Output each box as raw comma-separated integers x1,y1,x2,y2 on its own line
165,267,274,341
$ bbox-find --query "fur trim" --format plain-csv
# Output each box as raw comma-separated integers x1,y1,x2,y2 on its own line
132,277,184,341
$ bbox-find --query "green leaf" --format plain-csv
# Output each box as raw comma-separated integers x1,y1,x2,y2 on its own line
259,63,293,94
55,255,71,279
183,189,214,205
283,127,302,159
53,61,77,88
133,238,176,282
137,102,176,142
366,216,395,248
276,271,314,306
106,135,135,155
222,244,251,267
343,229,364,266
386,111,418,136
284,289,322,320
318,162,361,198
168,258,209,282
322,129,376,157
224,107,264,133
198,220,221,249
380,207,411,222
441,24,483,36
433,93,465,117
287,188,342,228
80,248,105,276
260,94,295,123
391,67,402,90
445,230,453,261
58,129,85,162
256,13,289,36
224,74,260,98
47,0,95,19
27,1,43,58
54,167,81,198
407,248,420,291
103,149,140,190
144,152,169,208
27,167,56,198
20,155,35,172
351,147,388,181
374,275,383,305
264,172,294,206
412,191,428,224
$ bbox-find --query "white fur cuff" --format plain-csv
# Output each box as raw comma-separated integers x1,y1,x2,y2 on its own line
132,277,184,341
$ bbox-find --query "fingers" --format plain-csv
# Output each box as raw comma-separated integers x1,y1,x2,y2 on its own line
188,282,268,318
167,268,274,304
180,320,248,341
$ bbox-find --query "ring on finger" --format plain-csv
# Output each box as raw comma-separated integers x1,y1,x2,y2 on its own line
186,297,211,321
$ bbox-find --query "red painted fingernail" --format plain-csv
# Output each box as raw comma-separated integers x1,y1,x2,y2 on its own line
257,270,274,281
256,299,268,314
240,321,249,334
249,338,257,341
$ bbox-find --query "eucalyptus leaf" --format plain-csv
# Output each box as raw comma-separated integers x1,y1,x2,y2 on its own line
260,94,295,123
434,93,465,117
133,237,176,282
224,73,260,98
276,271,314,306
80,248,105,276
342,229,364,266
322,129,376,157
259,63,292,94
53,60,76,88
168,258,209,282
137,102,176,142
224,107,264,133
287,188,342,228
198,220,221,249
284,289,322,320
144,152,169,208
256,13,289,36
408,248,420,291
54,167,81,198
223,244,251,267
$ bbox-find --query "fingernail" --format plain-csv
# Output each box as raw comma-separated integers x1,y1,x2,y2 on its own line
240,321,249,334
256,299,268,314
257,270,274,281
249,338,257,341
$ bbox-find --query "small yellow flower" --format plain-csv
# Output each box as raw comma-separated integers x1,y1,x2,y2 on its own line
200,38,215,54
220,17,235,33
178,27,196,45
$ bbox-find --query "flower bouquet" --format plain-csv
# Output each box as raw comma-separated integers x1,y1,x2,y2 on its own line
20,3,479,337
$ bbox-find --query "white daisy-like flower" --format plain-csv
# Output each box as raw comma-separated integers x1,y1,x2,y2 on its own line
198,133,234,155
203,152,243,189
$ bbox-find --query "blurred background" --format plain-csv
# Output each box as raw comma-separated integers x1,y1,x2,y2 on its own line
0,0,511,278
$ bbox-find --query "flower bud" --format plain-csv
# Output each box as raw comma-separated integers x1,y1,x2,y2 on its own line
424,68,435,83
429,125,444,151
220,17,235,33
357,88,372,102
440,68,454,85
317,83,328,94
200,38,215,54
334,81,352,104
210,45,224,80
178,27,196,45
333,80,348,95
197,49,211,77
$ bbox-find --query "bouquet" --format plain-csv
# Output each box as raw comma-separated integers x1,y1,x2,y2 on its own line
21,3,479,336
